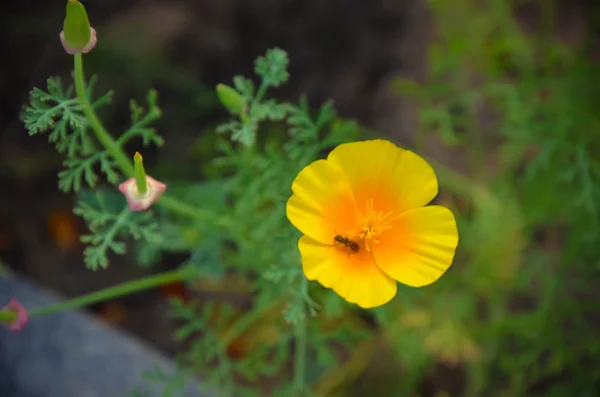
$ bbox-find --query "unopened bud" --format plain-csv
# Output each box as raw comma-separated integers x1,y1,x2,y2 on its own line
118,153,166,211
60,0,97,55
133,152,148,195
0,298,28,332
216,84,247,115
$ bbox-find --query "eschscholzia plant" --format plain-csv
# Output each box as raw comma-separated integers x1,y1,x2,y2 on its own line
286,139,459,308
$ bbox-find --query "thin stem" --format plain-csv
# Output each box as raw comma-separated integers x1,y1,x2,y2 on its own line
28,268,193,318
220,298,283,347
216,347,235,397
362,126,484,203
425,155,486,201
72,54,228,225
313,312,407,396
74,54,134,177
313,339,376,396
293,277,308,396
253,80,269,108
158,195,233,228
239,80,268,125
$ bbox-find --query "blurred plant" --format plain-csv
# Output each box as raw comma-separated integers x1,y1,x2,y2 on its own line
383,0,600,395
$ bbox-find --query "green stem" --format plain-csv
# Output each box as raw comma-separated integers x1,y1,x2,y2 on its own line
219,298,282,347
362,126,484,203
293,277,308,396
28,268,192,318
253,81,269,108
74,54,134,177
425,155,486,201
73,54,227,226
216,348,235,397
158,195,233,228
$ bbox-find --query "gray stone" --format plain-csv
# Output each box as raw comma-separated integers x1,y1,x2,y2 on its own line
0,275,207,397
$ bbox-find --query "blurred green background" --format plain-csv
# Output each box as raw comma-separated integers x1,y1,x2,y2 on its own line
1,0,600,396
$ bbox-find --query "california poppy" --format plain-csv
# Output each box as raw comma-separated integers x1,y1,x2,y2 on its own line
286,140,459,308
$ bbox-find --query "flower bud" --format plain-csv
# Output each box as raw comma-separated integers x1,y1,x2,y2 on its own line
60,0,97,55
0,298,29,332
133,152,148,195
216,84,247,115
118,152,166,211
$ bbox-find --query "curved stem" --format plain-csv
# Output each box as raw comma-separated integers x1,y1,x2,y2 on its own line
426,155,486,201
28,267,193,318
362,127,484,202
313,339,376,396
313,308,412,396
74,54,134,177
73,54,223,225
293,277,308,395
219,298,283,348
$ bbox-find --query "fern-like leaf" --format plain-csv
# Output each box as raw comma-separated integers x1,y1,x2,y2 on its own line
22,76,112,157
74,191,161,270
254,48,289,88
117,89,164,147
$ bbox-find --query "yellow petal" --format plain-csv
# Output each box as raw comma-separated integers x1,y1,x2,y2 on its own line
327,139,438,213
287,159,357,244
298,235,397,308
373,206,458,287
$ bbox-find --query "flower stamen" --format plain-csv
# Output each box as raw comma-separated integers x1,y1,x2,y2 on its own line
354,199,395,252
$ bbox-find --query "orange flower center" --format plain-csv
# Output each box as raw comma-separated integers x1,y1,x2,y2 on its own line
352,200,395,252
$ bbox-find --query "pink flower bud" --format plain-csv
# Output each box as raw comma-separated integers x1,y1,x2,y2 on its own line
60,0,97,55
60,27,97,55
118,175,167,211
0,298,29,332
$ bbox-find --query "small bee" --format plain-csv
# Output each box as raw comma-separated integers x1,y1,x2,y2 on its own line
334,234,360,255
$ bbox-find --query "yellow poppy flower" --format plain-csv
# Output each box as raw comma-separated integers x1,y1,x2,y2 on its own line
286,139,459,308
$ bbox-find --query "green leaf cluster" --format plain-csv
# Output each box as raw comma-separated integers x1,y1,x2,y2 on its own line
22,73,165,270
215,48,290,147
74,191,161,270
135,48,363,397
385,1,600,396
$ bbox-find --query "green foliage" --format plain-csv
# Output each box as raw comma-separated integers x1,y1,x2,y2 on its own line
74,191,161,270
386,0,600,396
148,47,362,397
58,152,120,192
128,364,191,397
23,1,600,395
216,47,290,147
119,90,164,147
254,47,290,87
23,43,366,396
22,71,164,270
23,76,110,157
